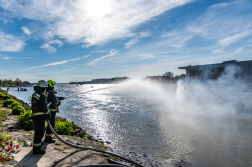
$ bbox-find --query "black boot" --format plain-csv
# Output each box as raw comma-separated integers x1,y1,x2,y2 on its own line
44,136,55,143
33,146,46,154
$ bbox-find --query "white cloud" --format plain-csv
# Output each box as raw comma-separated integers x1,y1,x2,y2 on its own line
139,53,154,59
209,1,239,10
212,49,224,54
125,31,151,48
230,47,243,56
40,43,57,53
186,0,252,45
0,30,25,52
2,57,11,60
145,0,252,57
59,67,77,73
49,39,63,47
139,31,151,37
171,36,193,48
217,30,252,46
90,50,118,64
150,30,194,50
22,26,32,36
0,0,192,47
21,55,88,71
125,38,139,49
92,50,107,53
40,39,64,52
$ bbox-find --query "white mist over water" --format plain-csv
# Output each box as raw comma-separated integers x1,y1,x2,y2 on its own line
118,74,252,119
114,71,252,166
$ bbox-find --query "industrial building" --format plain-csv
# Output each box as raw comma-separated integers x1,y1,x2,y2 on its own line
178,60,252,82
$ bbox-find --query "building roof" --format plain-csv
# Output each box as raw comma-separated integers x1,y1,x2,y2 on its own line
178,60,252,69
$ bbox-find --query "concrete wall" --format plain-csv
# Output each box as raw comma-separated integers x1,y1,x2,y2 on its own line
249,61,252,82
236,61,250,82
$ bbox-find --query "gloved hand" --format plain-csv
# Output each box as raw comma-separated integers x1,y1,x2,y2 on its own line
56,101,61,106
58,97,65,100
45,113,51,120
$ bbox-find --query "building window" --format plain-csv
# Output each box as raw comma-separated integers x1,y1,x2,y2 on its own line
189,69,202,76
209,68,225,79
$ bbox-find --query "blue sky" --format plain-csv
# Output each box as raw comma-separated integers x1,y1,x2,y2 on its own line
0,0,252,83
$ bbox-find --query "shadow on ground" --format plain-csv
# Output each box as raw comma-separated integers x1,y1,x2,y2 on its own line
15,143,49,167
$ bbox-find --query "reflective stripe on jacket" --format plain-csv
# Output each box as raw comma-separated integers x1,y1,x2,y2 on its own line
46,89,60,112
31,92,49,116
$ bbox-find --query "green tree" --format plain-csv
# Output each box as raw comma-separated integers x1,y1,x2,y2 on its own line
163,71,174,79
23,81,30,86
3,79,7,85
15,78,22,86
8,79,13,86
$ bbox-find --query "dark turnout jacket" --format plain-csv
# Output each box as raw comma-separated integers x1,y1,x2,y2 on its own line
46,87,60,112
31,90,49,117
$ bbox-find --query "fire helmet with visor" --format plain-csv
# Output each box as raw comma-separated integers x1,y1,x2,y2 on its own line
47,80,56,87
36,80,48,88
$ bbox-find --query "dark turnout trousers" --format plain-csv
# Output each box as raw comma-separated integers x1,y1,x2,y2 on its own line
32,115,45,147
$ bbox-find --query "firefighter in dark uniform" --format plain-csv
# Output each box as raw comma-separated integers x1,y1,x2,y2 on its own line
45,80,64,143
31,80,50,154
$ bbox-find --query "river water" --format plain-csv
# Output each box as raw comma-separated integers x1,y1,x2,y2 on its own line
3,80,252,167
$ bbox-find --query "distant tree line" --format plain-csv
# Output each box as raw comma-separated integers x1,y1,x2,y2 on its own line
0,78,31,87
144,71,186,83
70,77,130,84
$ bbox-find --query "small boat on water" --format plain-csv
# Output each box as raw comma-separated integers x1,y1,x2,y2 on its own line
18,88,27,91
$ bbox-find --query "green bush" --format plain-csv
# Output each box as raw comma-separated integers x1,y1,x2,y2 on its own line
0,92,5,98
18,110,33,131
3,99,15,107
0,93,12,100
0,132,11,141
3,94,12,100
55,116,66,122
8,101,21,109
12,105,25,115
55,121,73,135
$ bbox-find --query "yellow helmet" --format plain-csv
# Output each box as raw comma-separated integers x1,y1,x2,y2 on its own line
47,80,56,87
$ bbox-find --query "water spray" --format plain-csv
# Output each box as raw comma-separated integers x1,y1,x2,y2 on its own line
64,87,111,99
